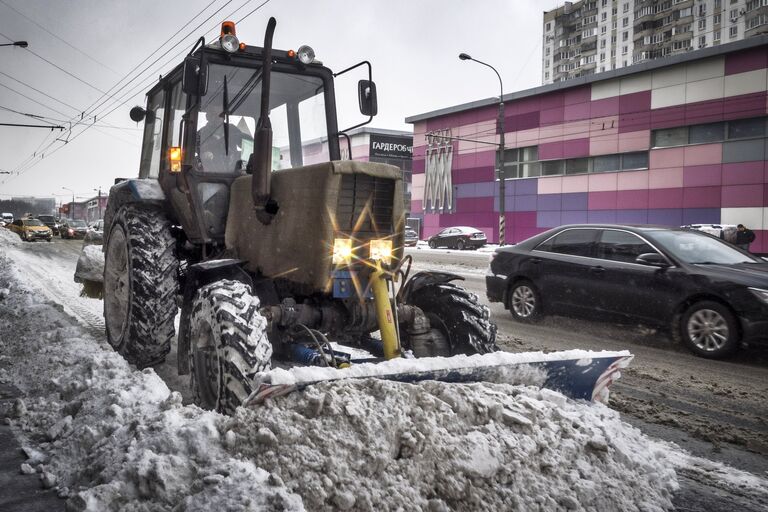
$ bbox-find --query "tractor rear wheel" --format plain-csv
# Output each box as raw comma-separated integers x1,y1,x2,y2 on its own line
103,204,179,368
189,280,272,415
406,282,498,355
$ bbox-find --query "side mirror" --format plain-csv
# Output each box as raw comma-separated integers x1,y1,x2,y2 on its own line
636,253,670,268
182,56,208,96
129,106,146,123
358,79,377,116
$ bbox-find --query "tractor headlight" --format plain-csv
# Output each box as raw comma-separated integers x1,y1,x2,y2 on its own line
369,239,393,264
221,34,239,53
332,238,353,264
297,45,315,64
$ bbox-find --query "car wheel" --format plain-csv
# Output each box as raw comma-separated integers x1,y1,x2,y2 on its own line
457,239,466,251
508,280,542,322
428,240,437,249
679,301,739,359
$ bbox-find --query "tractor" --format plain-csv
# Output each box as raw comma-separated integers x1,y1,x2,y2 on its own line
102,18,497,413
102,18,631,414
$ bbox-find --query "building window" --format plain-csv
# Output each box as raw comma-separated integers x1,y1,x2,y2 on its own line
623,17,629,27
541,160,565,176
698,19,706,30
699,36,706,48
602,12,608,21
621,152,649,170
714,14,721,25
714,30,721,42
728,117,766,139
689,123,725,144
593,154,621,173
565,158,590,175
546,22,551,31
729,26,738,38
653,127,689,147
623,31,629,41
623,3,629,13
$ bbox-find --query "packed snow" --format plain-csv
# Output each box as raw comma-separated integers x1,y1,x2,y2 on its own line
2,228,767,510
74,244,104,283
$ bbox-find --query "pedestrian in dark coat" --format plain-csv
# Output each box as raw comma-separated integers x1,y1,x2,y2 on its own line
735,224,756,252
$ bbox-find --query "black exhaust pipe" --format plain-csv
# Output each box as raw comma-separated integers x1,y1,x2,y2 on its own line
249,17,278,223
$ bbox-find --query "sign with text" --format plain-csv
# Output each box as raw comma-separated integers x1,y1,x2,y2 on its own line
369,134,413,160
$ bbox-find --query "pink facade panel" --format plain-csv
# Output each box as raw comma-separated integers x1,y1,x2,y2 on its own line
648,168,684,189
650,147,685,169
723,92,767,120
722,161,764,185
682,186,721,208
683,164,722,187
588,191,617,210
683,144,722,166
562,138,590,158
564,85,591,105
538,176,563,194
618,130,650,152
564,102,590,121
721,184,764,207
617,189,649,209
648,188,684,208
561,175,589,193
685,99,724,126
453,166,494,184
651,105,686,130
590,97,620,117
617,170,649,190
589,133,619,155
725,47,768,75
413,158,425,174
539,140,564,160
588,172,618,192
541,107,565,125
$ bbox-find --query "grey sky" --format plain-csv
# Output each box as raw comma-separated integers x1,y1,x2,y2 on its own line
0,0,561,200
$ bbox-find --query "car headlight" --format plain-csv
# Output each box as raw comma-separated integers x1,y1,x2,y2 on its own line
370,239,393,264
748,287,768,305
332,238,353,264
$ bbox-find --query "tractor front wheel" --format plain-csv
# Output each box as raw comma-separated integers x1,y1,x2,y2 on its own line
103,204,179,368
406,282,498,356
189,280,273,415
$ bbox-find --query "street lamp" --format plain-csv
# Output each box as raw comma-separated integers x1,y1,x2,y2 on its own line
0,41,28,48
459,52,506,246
62,187,74,219
93,187,102,220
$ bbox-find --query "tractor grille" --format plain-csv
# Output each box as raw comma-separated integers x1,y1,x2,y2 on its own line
336,173,395,237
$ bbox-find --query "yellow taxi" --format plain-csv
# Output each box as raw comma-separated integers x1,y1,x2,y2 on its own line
8,218,53,242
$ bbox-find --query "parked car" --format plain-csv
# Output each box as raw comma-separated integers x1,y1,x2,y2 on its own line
427,226,487,250
8,218,53,242
404,228,419,247
1,213,13,225
60,219,89,239
83,219,105,246
36,214,62,235
682,223,738,244
486,224,768,359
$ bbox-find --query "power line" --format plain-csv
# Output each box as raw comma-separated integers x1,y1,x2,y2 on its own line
0,0,122,76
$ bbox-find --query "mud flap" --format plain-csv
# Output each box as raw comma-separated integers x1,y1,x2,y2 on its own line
245,350,633,406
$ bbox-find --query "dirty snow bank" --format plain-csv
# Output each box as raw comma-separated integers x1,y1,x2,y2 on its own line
0,243,679,511
74,244,104,283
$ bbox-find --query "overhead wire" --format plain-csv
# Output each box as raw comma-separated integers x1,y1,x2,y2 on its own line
5,0,274,183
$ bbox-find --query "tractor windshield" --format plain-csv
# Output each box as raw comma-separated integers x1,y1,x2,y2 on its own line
196,62,329,174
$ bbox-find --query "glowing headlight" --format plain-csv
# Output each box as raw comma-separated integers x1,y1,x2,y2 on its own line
332,238,353,264
297,45,315,64
369,239,393,264
221,34,239,53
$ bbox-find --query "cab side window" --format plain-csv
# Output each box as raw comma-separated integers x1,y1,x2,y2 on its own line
138,89,166,179
597,230,657,263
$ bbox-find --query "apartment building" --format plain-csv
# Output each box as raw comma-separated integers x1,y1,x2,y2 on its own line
543,0,768,84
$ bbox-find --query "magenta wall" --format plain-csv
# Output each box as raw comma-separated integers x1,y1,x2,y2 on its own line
410,46,768,253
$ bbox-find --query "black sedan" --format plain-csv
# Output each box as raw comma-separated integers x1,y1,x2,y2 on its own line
427,226,487,250
36,214,61,235
486,224,768,359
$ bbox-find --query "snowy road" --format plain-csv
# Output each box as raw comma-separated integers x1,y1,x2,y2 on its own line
2,235,767,510
405,247,768,469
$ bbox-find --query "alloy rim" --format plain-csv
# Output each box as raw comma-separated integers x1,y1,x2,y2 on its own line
511,285,536,318
687,309,729,352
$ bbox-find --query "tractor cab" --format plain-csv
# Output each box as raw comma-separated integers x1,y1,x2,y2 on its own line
131,20,374,245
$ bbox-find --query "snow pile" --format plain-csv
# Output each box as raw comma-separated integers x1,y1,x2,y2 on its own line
74,244,104,283
233,380,677,511
1,247,679,511
0,226,21,245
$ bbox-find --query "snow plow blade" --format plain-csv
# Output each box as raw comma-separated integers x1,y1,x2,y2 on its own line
246,350,633,406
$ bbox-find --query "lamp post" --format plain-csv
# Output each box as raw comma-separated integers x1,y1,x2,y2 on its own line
459,52,506,246
0,41,28,48
93,187,102,220
62,187,74,219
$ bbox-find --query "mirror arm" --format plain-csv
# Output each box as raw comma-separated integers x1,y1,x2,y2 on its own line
188,36,206,56
334,60,374,134
338,132,352,160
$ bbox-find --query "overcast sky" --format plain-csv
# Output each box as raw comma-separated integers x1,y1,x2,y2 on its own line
0,0,561,201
